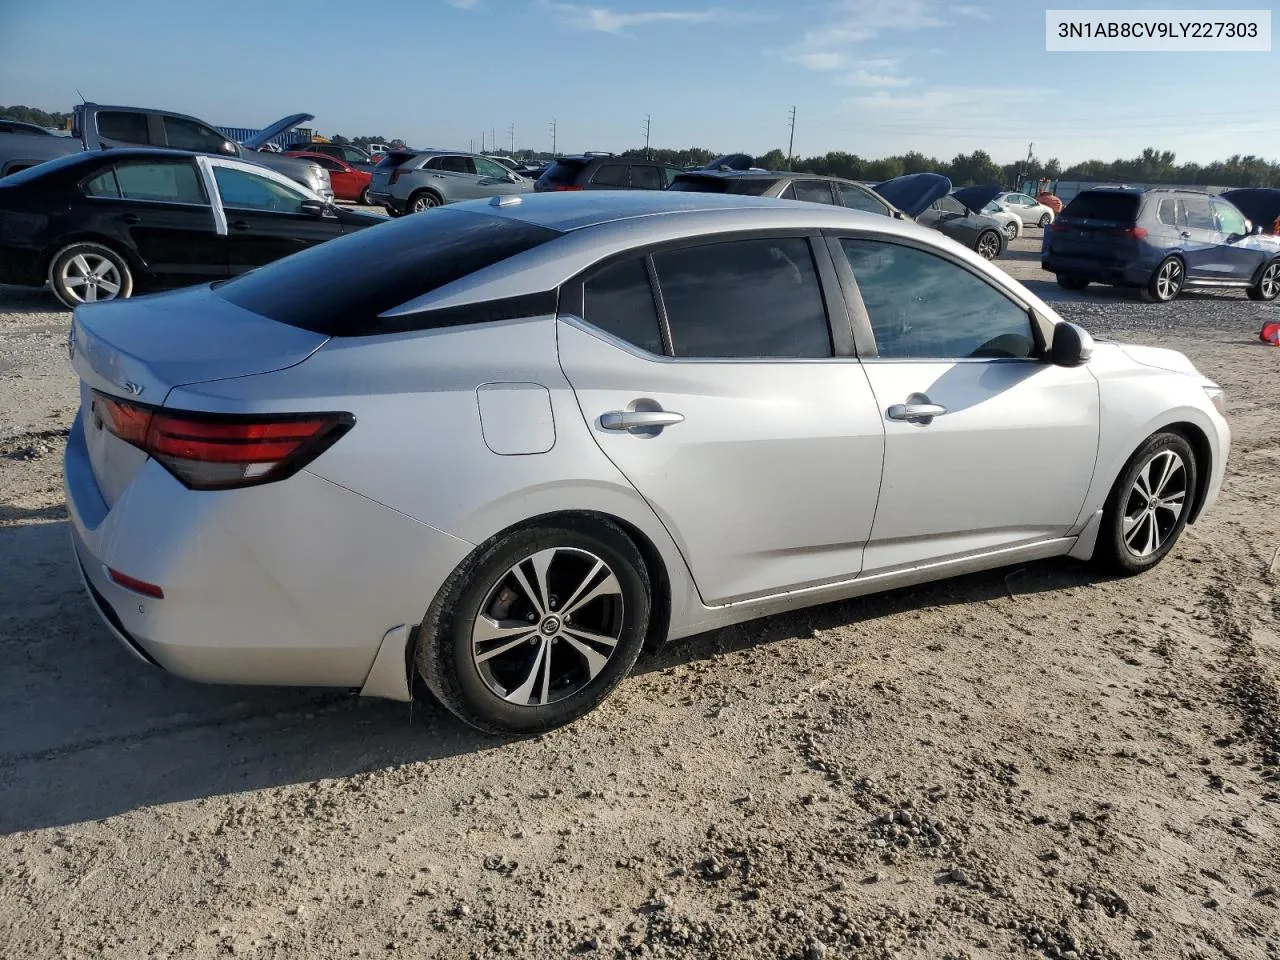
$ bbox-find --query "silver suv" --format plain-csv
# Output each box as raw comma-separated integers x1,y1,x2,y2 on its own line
367,150,533,216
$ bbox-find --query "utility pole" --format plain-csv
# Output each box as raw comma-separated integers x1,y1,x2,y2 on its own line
508,122,515,155
1019,141,1033,188
549,118,557,156
643,114,651,159
786,106,796,171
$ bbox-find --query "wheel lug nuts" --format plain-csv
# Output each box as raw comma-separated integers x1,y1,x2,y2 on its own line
526,613,536,623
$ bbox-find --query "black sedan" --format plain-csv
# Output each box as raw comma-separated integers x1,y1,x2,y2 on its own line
0,149,382,308
874,174,1006,260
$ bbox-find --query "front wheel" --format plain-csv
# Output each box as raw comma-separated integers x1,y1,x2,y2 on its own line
1003,221,1019,241
1141,256,1184,302
1056,275,1089,291
418,520,652,735
1038,212,1052,227
975,230,1001,260
1094,432,1197,575
48,242,133,309
1247,259,1280,301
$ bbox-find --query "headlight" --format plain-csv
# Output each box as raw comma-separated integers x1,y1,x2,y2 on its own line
1203,384,1226,416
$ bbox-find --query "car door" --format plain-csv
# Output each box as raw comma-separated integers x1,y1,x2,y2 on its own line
426,155,483,200
628,164,665,191
556,235,885,605
206,161,342,273
587,163,630,190
832,234,1099,573
82,158,228,288
1178,197,1220,278
1211,199,1266,281
473,156,527,196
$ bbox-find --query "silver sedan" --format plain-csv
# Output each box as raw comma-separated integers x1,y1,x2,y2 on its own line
65,192,1229,734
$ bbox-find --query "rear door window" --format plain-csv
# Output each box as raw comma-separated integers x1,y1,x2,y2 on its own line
583,256,664,354
652,238,831,359
793,180,836,205
590,164,629,187
629,165,663,190
96,111,150,144
429,155,476,174
115,161,207,204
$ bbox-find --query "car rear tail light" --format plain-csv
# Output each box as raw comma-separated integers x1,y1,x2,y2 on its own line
552,185,583,192
1050,219,1071,232
92,392,353,490
1118,226,1148,239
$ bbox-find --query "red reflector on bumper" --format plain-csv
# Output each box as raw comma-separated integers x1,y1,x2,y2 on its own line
108,568,165,599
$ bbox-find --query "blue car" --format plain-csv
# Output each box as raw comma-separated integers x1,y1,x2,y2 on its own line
1044,187,1280,302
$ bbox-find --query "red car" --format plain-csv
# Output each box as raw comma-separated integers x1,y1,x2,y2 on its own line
284,150,373,205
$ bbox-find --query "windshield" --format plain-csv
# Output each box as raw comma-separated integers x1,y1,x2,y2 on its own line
668,175,774,195
538,159,586,185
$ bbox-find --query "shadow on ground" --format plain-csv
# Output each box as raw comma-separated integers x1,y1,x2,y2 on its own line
0,516,1104,834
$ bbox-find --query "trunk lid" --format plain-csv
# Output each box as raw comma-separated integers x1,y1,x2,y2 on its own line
71,285,328,503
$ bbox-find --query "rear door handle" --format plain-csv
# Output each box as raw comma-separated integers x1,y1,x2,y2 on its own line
230,220,250,231
117,214,141,224
1180,231,1191,238
887,400,947,424
600,410,684,432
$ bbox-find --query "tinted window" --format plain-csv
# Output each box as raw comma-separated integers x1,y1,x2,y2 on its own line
428,155,475,174
214,166,307,213
82,169,120,198
1157,199,1179,226
591,164,629,187
378,152,415,169
663,166,681,187
1063,191,1139,222
630,165,663,190
838,183,889,215
936,195,967,216
583,257,664,354
115,161,207,204
1213,202,1248,236
96,111,150,144
539,159,586,186
841,239,1035,360
793,180,835,205
164,116,226,152
215,209,559,335
341,147,369,164
668,175,775,196
473,157,509,179
779,182,798,200
1183,198,1215,230
307,154,344,172
653,238,831,359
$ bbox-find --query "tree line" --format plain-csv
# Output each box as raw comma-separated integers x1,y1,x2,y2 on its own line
0,105,72,129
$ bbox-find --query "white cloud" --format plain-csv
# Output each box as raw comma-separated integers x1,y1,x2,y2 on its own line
953,4,991,19
444,0,479,8
783,0,962,71
543,3,762,34
837,69,913,88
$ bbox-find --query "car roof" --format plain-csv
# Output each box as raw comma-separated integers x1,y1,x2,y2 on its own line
459,190,792,231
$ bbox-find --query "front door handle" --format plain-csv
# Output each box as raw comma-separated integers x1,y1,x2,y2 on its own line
600,410,684,432
117,213,141,225
887,395,947,425
229,220,250,231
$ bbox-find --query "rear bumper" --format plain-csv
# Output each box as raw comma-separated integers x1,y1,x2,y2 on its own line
0,245,44,286
366,189,400,211
1044,253,1150,286
64,411,475,694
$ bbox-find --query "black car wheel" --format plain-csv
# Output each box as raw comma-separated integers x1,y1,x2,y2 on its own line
1247,259,1280,301
409,191,441,214
1094,431,1196,575
384,205,403,218
1038,212,1052,227
1056,275,1090,291
418,519,651,735
1141,256,1184,302
975,230,1001,260
48,242,133,309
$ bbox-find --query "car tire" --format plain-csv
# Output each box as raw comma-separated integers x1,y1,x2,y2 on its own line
1093,431,1197,576
975,230,1001,260
408,190,442,214
1140,256,1184,302
1246,258,1280,301
384,205,402,218
1003,221,1019,241
1038,212,1052,227
1056,275,1090,291
48,242,133,309
418,518,652,735
358,186,371,206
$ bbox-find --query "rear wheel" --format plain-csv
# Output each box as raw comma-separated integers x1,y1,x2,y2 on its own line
975,230,1001,260
1094,431,1196,575
1003,221,1018,241
409,190,441,214
1056,275,1090,291
48,242,133,309
1141,256,1184,302
384,205,402,218
1247,259,1280,301
418,520,652,735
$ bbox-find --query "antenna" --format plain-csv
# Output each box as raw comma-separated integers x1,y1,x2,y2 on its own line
75,88,87,104
786,106,796,172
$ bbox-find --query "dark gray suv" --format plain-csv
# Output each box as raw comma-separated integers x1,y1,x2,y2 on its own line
534,154,683,192
367,150,533,216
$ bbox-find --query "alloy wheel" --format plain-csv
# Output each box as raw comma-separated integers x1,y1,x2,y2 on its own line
1004,222,1018,241
976,232,1000,260
1155,259,1183,300
61,254,122,304
1039,213,1051,227
470,547,625,706
412,194,438,214
1261,262,1280,299
1121,449,1188,558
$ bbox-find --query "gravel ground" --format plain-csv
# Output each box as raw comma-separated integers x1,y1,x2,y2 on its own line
1,231,1278,960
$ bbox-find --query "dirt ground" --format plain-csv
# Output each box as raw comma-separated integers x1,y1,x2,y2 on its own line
1,232,1278,960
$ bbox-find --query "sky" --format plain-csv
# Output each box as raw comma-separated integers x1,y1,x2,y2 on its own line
0,0,1275,166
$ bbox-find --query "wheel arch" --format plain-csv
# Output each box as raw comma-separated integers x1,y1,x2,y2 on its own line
1249,255,1280,287
408,187,444,209
44,234,146,282
1162,420,1213,524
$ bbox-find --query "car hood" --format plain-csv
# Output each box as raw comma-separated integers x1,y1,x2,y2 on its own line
1118,343,1201,377
242,113,315,149
873,172,952,218
952,184,1002,214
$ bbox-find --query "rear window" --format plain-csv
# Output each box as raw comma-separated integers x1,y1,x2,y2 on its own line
667,175,774,196
1062,191,1140,222
0,152,98,185
376,152,416,169
214,209,560,336
538,159,586,186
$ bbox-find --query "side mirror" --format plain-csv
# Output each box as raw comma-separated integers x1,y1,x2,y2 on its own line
298,199,332,218
219,140,238,156
1251,222,1263,235
1050,321,1094,367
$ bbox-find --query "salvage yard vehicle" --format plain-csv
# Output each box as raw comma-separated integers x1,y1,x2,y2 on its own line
668,168,898,217
534,153,684,193
0,149,380,307
285,150,373,204
64,192,1229,735
1046,187,1280,302
0,104,332,201
875,173,1007,259
995,191,1056,227
367,149,533,215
